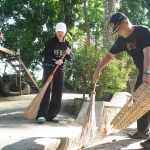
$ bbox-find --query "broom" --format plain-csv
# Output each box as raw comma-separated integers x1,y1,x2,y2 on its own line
78,81,97,148
23,52,67,120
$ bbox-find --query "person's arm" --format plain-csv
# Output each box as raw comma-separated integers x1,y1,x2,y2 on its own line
93,52,115,82
143,46,150,85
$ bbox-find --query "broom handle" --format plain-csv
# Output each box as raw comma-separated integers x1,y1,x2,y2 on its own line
47,52,67,82
92,81,97,93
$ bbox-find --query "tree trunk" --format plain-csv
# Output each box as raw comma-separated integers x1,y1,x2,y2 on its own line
94,24,99,51
61,0,65,22
83,0,90,44
103,0,116,51
83,83,87,101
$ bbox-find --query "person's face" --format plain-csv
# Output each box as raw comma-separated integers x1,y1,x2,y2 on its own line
116,20,128,38
56,31,65,41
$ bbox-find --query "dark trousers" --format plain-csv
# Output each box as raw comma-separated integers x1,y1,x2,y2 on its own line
36,66,64,120
135,74,150,133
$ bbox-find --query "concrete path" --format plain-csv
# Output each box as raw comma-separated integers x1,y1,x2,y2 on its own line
83,123,146,150
0,93,85,150
0,93,147,150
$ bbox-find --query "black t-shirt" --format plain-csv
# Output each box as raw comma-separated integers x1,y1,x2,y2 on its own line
109,25,150,73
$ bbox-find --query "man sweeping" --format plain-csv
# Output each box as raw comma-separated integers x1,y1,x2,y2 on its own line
93,12,150,148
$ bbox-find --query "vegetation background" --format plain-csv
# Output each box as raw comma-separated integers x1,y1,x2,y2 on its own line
0,0,150,100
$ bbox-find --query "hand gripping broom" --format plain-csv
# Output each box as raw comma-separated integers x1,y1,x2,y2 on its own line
78,81,97,148
23,52,67,120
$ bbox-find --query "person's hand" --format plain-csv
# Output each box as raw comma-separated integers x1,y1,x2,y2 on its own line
65,47,71,55
142,74,150,85
93,69,100,83
55,59,63,65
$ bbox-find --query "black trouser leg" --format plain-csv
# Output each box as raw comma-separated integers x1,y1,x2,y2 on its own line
47,70,64,120
135,74,150,133
36,67,53,119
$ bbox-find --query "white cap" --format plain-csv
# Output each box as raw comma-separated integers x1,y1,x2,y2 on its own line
55,22,67,33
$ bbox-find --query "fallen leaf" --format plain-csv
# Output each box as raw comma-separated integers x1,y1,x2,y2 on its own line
101,128,107,139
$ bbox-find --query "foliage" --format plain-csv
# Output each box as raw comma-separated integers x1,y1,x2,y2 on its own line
76,0,104,47
65,43,133,101
0,0,149,98
96,52,131,100
36,79,43,88
117,0,150,27
73,98,82,106
0,0,83,70
65,43,103,100
115,51,138,78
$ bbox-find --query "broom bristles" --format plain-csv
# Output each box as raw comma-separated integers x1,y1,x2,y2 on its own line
78,92,96,148
23,81,50,120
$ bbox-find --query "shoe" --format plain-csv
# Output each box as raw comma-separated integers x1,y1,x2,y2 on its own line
47,117,60,123
140,138,150,148
36,117,46,124
127,131,149,139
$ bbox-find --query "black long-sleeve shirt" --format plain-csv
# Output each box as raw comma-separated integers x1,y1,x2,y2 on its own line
43,35,72,70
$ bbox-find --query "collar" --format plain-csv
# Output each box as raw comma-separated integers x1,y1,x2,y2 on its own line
54,35,66,42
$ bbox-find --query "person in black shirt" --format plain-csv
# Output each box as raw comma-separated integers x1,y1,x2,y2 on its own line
36,22,72,124
93,12,150,148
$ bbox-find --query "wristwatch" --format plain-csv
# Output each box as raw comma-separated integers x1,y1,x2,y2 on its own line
143,70,150,75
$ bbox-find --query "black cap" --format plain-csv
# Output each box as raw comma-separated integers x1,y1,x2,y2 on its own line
109,12,126,35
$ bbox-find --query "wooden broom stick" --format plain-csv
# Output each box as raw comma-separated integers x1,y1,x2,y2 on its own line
23,52,67,120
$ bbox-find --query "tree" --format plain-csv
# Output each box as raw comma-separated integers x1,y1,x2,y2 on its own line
88,0,104,50
0,0,83,72
65,43,102,100
103,0,116,50
83,0,90,44
118,0,150,27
